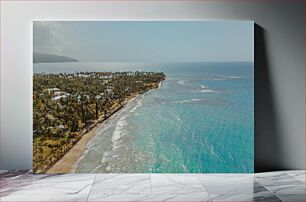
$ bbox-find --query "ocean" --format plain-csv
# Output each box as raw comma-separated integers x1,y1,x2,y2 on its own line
34,61,254,173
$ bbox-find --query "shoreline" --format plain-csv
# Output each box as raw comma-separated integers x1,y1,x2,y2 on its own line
46,81,163,173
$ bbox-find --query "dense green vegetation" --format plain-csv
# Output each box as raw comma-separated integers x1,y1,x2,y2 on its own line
33,71,165,173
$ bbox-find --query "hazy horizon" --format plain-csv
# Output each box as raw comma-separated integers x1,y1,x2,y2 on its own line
34,21,254,63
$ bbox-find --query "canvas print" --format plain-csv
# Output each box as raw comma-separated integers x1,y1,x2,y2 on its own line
33,21,254,173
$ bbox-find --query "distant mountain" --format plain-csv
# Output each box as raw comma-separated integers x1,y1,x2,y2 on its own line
33,52,79,63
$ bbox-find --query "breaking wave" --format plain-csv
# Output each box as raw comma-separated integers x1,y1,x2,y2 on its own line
174,98,206,104
130,97,143,113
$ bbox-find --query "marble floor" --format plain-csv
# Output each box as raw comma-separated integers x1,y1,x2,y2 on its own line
0,170,305,202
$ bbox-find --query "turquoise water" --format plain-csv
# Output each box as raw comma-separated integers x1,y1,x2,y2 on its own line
34,62,254,173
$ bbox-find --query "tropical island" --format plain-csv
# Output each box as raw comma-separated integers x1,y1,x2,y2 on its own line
33,52,79,63
33,71,166,173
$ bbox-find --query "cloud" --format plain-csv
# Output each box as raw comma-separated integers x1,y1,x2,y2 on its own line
33,22,77,57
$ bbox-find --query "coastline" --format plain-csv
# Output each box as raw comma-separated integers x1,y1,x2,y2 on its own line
46,81,163,173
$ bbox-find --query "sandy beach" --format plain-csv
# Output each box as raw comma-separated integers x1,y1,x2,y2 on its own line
47,97,135,173
46,83,162,173
46,123,100,173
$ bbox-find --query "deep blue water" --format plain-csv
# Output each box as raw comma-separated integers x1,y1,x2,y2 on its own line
34,62,254,173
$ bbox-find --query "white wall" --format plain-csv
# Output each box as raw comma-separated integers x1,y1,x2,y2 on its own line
1,0,304,170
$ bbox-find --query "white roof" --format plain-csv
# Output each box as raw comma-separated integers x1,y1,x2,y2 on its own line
52,95,67,101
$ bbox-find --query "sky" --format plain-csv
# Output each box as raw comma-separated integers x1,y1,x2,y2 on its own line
33,21,254,62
